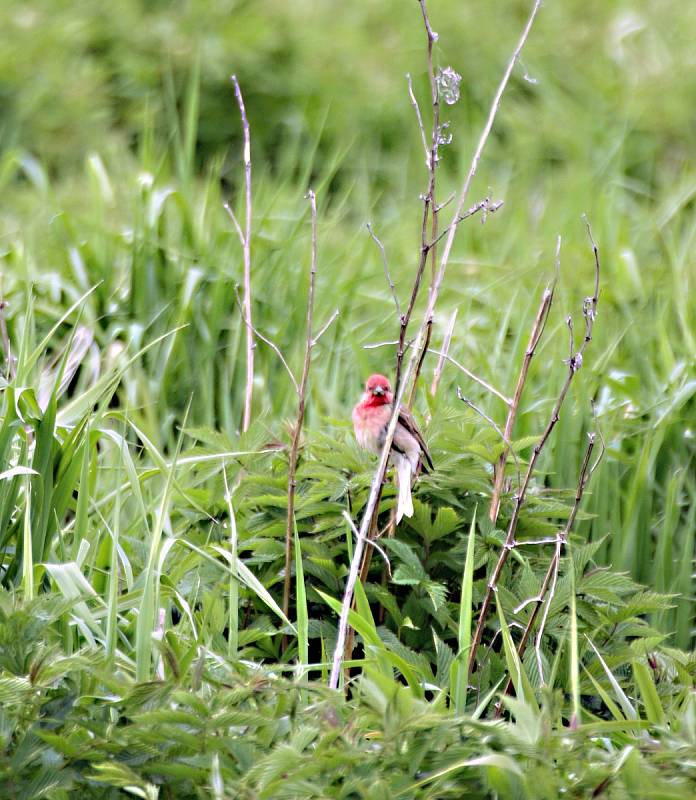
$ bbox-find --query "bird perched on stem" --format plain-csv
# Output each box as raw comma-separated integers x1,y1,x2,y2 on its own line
352,374,433,522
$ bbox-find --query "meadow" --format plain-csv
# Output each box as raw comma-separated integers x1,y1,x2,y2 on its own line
0,0,694,796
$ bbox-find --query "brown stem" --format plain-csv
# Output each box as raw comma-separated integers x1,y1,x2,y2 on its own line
397,0,439,396
419,0,440,296
231,76,254,433
365,338,510,406
468,224,600,679
408,318,432,408
329,0,543,691
495,427,603,712
489,257,557,524
282,191,319,649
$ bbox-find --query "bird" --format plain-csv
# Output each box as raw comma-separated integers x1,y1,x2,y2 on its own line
352,373,433,522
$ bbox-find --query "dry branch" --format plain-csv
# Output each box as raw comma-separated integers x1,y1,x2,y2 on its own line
233,288,298,394
364,339,510,406
230,75,254,432
430,308,457,398
468,224,600,679
280,193,343,644
489,239,559,523
495,425,604,712
367,223,401,319
330,0,543,691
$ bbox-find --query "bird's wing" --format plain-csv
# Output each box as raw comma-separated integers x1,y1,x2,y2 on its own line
397,405,434,471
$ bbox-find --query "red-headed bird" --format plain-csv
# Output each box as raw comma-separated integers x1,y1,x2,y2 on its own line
352,374,433,522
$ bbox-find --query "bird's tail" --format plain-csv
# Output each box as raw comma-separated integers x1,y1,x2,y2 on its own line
395,455,414,523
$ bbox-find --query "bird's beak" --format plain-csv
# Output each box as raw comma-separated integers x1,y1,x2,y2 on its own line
372,386,385,396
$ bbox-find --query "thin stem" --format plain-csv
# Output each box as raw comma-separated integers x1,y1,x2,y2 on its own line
430,0,543,310
427,197,503,252
495,428,602,712
282,190,319,641
406,73,430,168
419,0,441,296
364,339,511,406
430,307,457,398
397,2,441,397
469,224,600,678
367,223,401,318
231,75,254,433
329,0,543,691
311,309,339,347
457,387,521,493
233,288,298,394
490,246,558,523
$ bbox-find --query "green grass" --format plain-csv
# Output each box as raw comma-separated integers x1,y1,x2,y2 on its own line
0,0,694,796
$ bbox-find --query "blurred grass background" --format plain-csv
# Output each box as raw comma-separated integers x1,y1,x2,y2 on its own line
0,0,694,640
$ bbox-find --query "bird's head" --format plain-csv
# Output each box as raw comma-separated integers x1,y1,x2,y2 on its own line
364,373,392,403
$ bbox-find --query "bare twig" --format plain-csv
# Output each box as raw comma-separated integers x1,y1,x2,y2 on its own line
430,308,458,397
223,202,244,245
282,190,319,640
406,73,431,167
364,339,511,406
468,222,600,679
311,309,340,346
343,511,392,578
457,387,521,493
533,436,596,682
406,0,543,394
330,0,543,691
407,318,432,408
367,223,401,318
419,0,441,296
495,424,604,713
490,240,559,523
396,2,442,397
233,287,298,394
231,75,254,433
430,0,543,309
427,196,503,251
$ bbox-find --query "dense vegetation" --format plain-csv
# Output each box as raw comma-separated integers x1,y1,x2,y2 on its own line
0,0,694,796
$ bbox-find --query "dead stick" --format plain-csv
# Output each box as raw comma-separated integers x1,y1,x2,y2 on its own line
329,0,543,691
489,255,557,523
495,428,601,712
468,223,600,678
430,308,458,399
231,75,254,433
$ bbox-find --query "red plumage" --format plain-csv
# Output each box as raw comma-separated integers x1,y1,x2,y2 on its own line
352,374,432,522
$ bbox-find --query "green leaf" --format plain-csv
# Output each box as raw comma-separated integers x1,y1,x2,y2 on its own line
633,659,666,726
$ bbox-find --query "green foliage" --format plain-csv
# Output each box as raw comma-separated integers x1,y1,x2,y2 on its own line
0,0,694,795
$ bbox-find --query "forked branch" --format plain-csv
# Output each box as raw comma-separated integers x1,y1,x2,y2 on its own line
468,224,600,678
496,423,604,711
489,238,560,523
330,0,543,691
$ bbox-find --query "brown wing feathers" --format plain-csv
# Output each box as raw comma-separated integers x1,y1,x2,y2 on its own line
397,405,434,471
